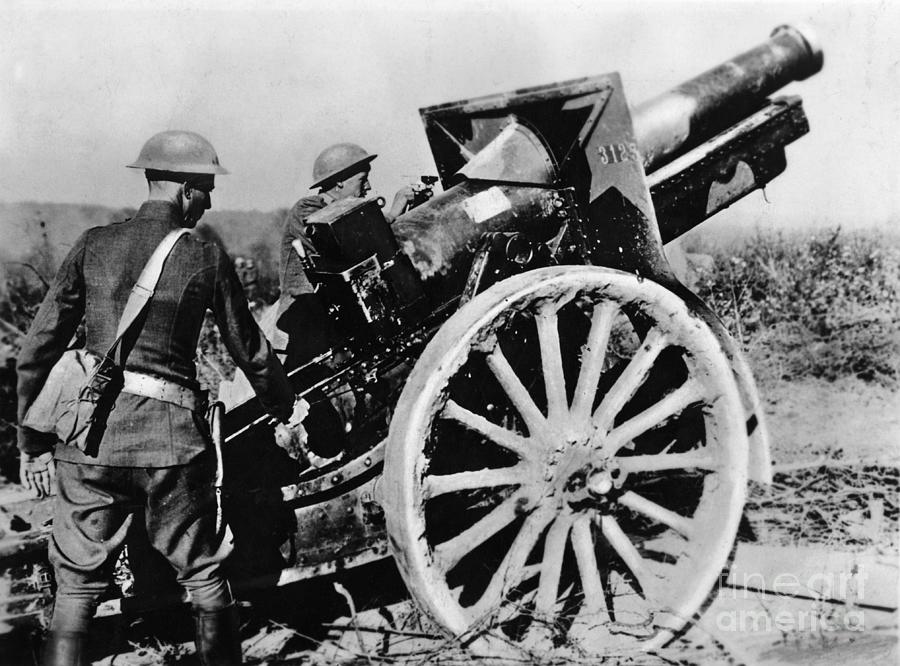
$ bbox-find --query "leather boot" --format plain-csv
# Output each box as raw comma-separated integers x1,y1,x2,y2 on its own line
41,631,87,666
193,602,242,665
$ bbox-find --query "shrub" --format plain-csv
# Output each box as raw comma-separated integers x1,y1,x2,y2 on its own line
0,262,50,479
692,229,900,385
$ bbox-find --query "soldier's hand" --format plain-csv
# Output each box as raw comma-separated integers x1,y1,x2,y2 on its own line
288,397,310,430
20,451,55,498
274,418,310,466
273,423,296,450
387,186,417,221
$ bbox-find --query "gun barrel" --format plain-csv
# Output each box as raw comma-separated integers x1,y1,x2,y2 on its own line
635,24,823,172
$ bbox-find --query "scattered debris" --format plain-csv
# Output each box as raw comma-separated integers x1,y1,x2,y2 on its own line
746,462,900,550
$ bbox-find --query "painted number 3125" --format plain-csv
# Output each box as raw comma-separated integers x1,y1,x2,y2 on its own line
598,142,639,164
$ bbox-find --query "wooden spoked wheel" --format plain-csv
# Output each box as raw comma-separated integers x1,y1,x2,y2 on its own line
383,266,748,655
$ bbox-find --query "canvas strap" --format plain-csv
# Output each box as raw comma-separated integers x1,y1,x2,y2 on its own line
105,229,190,363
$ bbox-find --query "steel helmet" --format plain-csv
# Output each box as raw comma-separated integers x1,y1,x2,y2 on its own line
310,143,376,189
126,130,229,175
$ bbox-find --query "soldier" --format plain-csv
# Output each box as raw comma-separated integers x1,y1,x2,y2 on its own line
268,145,418,458
17,130,301,666
278,143,415,315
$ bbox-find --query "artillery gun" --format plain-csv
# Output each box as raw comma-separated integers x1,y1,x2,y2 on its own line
1,25,822,656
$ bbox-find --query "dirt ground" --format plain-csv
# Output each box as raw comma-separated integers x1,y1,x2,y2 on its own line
301,376,900,666
760,376,900,466
2,376,897,665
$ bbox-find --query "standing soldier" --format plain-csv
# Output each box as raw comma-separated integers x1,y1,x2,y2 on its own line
17,130,300,666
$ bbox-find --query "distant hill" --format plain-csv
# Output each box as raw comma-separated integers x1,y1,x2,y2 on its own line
196,207,288,283
0,202,288,280
0,202,132,268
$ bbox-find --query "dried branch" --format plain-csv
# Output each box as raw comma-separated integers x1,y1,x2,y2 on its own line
0,317,25,339
333,582,377,666
745,462,899,550
7,262,50,291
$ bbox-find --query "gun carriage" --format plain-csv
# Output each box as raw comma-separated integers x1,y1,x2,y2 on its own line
2,25,822,655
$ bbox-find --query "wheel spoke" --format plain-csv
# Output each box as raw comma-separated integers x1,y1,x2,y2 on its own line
570,302,617,422
618,491,694,538
599,515,657,601
616,449,716,474
486,346,547,438
471,508,554,618
570,516,607,616
519,562,542,583
534,515,572,616
433,493,523,571
592,329,668,433
642,533,688,560
604,380,702,452
442,399,537,461
535,308,568,424
601,570,654,628
423,463,529,499
492,563,542,624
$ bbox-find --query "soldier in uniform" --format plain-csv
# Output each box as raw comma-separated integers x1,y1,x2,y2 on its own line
17,130,301,666
270,145,417,459
278,142,416,311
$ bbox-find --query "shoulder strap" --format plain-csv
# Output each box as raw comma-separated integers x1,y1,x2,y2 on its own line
106,229,190,357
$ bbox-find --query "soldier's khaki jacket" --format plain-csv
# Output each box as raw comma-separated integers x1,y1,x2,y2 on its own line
17,200,293,466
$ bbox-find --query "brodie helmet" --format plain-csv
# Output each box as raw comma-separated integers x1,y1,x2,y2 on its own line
310,143,376,189
127,130,229,175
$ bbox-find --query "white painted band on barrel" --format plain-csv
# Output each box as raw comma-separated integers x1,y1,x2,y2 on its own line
461,186,511,224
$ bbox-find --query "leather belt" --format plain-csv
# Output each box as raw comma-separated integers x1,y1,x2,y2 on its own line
122,372,206,411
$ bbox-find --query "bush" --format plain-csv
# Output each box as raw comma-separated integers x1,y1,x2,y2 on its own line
692,229,900,385
0,262,50,479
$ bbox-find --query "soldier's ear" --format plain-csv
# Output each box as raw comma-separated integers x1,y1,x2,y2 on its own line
182,183,193,199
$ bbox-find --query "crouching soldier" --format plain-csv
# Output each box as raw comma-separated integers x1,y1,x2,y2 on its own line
17,130,302,666
276,143,418,364
278,142,415,318
258,144,415,460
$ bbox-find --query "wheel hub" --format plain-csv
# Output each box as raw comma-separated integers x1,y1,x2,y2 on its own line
559,457,625,512
588,469,614,495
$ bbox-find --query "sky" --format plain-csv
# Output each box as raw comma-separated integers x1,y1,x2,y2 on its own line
1,0,898,233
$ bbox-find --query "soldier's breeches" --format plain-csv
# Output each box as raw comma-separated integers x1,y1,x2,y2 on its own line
49,456,234,631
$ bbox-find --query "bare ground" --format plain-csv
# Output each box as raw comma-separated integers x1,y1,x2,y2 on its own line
92,377,900,665
761,377,900,466
1,376,897,665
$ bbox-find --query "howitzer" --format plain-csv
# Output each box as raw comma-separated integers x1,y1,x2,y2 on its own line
2,25,822,657
395,24,820,287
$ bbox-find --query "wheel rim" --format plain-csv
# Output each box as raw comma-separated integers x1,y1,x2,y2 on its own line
383,266,748,654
